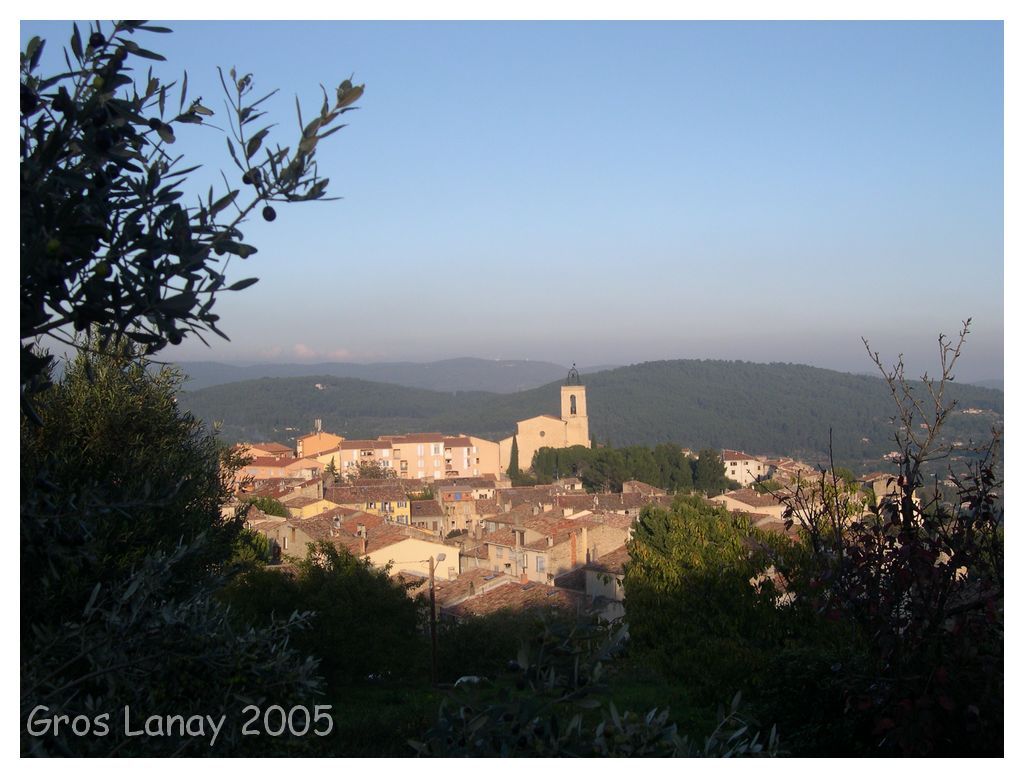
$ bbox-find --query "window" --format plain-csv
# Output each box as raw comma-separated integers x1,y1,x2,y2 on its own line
570,394,577,415
400,460,408,471
496,546,504,558
539,430,545,438
536,555,545,572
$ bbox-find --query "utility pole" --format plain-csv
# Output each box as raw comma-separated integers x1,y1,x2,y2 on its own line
429,555,437,685
428,552,445,686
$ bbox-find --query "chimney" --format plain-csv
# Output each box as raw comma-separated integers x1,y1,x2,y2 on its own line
333,517,341,530
357,523,366,537
520,570,529,585
360,535,367,555
315,418,322,433
570,531,577,567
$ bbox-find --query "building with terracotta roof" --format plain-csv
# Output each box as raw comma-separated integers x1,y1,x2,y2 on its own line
483,510,630,586
280,493,340,520
296,430,345,459
397,568,516,609
710,488,787,520
325,483,412,525
249,508,461,580
442,579,593,620
238,456,323,482
240,442,294,459
621,480,665,496
410,499,446,532
721,450,769,487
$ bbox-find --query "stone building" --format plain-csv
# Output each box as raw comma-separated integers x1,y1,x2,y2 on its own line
498,365,591,474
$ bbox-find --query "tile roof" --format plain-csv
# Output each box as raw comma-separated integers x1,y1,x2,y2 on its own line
474,499,499,516
553,567,587,591
386,432,446,443
399,568,517,607
584,545,631,576
716,488,783,509
326,483,408,504
621,480,666,496
248,442,293,455
245,456,299,468
462,543,490,559
281,495,320,507
411,500,445,518
433,477,499,489
722,449,759,461
336,439,399,451
443,581,593,619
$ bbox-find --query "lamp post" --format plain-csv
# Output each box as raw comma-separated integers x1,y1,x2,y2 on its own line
429,552,446,686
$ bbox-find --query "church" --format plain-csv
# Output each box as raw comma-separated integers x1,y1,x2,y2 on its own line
499,365,591,474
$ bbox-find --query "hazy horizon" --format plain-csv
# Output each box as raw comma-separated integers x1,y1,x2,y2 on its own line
167,350,1002,385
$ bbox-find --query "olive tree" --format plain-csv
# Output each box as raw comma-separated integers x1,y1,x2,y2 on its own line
20,20,363,404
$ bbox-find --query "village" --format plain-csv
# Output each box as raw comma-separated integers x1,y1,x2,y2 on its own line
232,372,904,624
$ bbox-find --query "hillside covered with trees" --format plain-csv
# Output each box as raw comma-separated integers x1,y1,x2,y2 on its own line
173,357,583,393
178,359,1002,469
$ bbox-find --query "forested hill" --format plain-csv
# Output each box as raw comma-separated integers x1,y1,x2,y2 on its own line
178,359,1003,469
173,357,575,393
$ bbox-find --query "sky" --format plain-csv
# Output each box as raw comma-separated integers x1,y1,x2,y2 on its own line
20,19,1005,381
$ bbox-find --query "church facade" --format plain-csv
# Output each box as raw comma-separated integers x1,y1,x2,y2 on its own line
499,367,591,474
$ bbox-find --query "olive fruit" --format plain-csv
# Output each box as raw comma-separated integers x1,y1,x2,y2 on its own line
262,205,277,222
89,32,105,48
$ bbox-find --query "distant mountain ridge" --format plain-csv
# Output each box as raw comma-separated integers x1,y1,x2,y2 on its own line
177,359,1003,471
173,357,617,393
967,378,1003,391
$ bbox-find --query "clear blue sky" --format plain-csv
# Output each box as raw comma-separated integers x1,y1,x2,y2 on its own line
21,20,1004,380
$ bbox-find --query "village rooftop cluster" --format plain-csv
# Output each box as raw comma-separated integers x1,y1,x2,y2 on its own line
231,373,909,622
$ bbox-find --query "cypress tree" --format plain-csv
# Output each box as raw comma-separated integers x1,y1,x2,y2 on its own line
507,435,521,481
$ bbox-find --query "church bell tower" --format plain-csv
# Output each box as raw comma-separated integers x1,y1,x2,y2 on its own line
560,364,590,447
